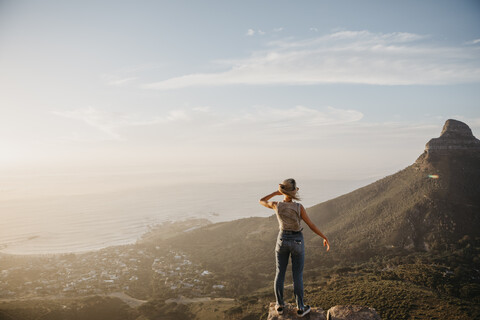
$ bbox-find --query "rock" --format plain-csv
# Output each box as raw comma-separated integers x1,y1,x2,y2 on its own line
267,302,326,320
326,305,381,320
424,119,480,155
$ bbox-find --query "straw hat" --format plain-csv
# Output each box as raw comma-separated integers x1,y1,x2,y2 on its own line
278,178,300,200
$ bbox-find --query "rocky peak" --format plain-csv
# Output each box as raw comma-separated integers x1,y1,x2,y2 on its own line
439,119,475,138
424,119,480,155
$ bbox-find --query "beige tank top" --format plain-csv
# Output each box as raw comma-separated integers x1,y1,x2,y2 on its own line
275,201,302,231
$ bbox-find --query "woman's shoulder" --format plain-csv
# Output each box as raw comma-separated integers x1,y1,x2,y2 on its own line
281,201,303,208
281,201,302,204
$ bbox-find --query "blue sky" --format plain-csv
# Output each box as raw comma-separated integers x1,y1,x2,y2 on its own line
0,0,479,189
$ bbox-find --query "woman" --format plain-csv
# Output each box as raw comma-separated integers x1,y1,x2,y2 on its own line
259,178,330,317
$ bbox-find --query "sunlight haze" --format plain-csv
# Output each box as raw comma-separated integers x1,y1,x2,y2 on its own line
0,0,479,253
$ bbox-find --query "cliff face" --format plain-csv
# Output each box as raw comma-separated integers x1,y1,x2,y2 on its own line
422,119,480,156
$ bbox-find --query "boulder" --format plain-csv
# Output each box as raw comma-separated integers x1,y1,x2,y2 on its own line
267,302,326,320
326,305,381,320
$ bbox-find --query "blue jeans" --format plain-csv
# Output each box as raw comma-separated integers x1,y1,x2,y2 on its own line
274,230,305,310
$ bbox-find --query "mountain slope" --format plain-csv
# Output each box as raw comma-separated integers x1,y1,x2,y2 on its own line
145,119,480,282
307,119,480,252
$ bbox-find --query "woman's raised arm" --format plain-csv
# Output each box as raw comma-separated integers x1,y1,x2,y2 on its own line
259,190,282,209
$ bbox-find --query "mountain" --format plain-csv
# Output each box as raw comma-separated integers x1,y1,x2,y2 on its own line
307,119,480,253
154,119,480,273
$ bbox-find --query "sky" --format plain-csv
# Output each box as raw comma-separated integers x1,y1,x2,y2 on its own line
1,0,479,196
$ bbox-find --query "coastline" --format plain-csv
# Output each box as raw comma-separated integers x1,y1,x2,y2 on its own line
0,218,218,301
0,177,376,256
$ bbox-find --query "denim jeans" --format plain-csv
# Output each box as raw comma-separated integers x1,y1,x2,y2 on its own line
274,230,305,310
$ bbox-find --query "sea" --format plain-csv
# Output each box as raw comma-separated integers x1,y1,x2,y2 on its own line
0,175,377,255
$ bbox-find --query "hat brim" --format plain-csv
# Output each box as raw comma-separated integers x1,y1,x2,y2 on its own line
278,185,299,198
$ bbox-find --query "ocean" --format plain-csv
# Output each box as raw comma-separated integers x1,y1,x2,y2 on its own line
0,177,376,255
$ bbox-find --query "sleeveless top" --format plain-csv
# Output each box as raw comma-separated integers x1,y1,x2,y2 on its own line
274,201,302,232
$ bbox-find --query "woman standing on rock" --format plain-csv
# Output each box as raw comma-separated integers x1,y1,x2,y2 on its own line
260,178,330,318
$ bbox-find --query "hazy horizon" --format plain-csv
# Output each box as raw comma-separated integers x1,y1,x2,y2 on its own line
0,175,379,254
1,1,479,254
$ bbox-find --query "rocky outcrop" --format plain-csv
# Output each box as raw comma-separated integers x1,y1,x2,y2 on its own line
326,305,381,320
267,302,326,320
267,303,381,320
424,119,480,155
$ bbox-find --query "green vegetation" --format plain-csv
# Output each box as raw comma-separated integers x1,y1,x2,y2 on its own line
307,270,478,320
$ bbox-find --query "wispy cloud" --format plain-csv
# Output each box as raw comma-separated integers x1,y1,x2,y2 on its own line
50,105,478,153
100,74,138,86
465,38,480,45
246,29,255,36
52,107,190,140
143,30,480,90
51,105,363,142
237,105,363,128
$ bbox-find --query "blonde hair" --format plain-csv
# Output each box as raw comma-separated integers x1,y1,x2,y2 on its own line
279,178,301,201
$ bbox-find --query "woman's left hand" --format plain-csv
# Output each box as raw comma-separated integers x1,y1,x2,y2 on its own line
323,238,330,252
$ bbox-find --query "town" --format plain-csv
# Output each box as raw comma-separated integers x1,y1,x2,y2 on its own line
0,242,226,301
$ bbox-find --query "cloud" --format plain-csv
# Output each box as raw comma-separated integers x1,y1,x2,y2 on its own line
50,105,478,155
52,107,191,140
246,28,266,36
192,106,212,113
237,105,363,128
51,105,363,143
187,105,366,146
273,27,284,32
265,30,428,49
143,30,480,90
465,39,480,45
100,74,137,86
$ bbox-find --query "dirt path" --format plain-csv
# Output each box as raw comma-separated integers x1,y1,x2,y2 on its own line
107,292,148,308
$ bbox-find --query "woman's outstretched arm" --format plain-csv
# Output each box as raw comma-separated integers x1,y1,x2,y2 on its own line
259,191,282,209
300,205,330,252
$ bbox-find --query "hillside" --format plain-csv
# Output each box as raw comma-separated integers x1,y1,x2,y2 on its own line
308,126,480,252
157,119,480,270
307,119,480,254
